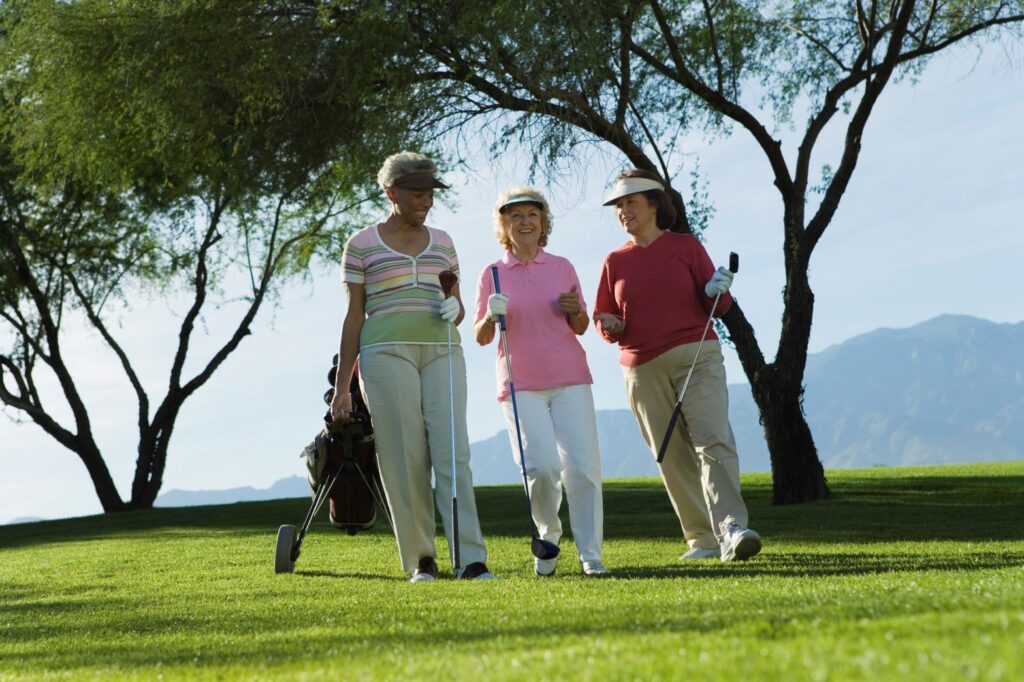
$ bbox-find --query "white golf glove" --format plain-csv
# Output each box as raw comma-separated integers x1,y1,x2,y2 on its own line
704,267,734,298
439,296,460,323
486,293,508,321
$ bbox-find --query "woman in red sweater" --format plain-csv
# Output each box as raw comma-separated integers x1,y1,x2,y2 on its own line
593,169,762,562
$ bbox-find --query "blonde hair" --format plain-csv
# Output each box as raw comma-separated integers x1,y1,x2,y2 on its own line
492,186,553,250
376,151,439,190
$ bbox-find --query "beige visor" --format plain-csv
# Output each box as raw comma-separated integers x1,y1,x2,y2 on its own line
602,177,665,206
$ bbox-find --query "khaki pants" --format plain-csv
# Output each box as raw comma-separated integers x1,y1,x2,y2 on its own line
500,384,604,563
623,341,747,549
359,343,487,573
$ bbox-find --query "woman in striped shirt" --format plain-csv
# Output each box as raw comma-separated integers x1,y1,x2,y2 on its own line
329,152,495,582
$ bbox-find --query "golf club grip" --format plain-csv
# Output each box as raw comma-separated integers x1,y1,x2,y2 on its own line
729,252,739,274
656,401,684,463
489,266,507,331
452,498,460,569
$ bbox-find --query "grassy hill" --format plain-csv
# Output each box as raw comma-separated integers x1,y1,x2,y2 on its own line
2,463,1022,680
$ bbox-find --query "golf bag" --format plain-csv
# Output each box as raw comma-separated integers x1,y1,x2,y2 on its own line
277,365,390,574
302,370,384,535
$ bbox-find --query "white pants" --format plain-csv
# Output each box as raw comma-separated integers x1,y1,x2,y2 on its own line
359,343,488,573
500,384,603,562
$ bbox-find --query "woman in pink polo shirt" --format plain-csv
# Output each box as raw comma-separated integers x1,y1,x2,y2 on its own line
473,187,607,577
594,168,761,563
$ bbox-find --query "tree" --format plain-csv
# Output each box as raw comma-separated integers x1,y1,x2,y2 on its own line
358,0,1024,503
0,0,425,511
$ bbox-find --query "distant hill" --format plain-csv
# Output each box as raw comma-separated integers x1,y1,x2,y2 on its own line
5,516,45,525
157,314,1023,507
158,477,309,508
731,314,1024,471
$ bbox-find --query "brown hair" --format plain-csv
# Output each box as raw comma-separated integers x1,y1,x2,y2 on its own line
615,169,677,230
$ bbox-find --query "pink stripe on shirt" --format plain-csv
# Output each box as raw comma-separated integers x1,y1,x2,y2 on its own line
474,249,593,402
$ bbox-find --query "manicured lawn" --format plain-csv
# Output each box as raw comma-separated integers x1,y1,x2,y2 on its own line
2,462,1022,680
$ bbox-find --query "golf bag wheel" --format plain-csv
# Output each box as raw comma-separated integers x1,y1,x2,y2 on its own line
275,524,298,574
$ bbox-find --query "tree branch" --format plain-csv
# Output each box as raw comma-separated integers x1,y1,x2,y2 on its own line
628,31,795,198
63,268,151,430
701,0,726,92
167,200,226,391
615,9,635,127
0,218,94,438
803,0,920,252
0,353,33,410
778,21,850,70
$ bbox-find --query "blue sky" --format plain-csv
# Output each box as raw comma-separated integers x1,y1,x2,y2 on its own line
2,49,1022,524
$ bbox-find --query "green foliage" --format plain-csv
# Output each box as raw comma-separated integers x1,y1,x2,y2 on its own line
1,463,1023,680
0,0,442,511
3,0,432,278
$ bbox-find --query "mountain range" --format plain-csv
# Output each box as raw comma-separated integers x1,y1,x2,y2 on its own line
156,314,1024,507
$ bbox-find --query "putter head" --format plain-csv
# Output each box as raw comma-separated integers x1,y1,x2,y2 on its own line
531,537,560,560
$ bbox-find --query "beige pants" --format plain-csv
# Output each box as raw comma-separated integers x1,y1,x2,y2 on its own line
359,343,487,573
623,341,748,549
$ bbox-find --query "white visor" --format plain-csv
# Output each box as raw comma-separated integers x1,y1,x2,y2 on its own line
602,177,665,206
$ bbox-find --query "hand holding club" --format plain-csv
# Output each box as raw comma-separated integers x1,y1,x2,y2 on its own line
439,296,460,322
704,266,735,298
438,269,460,323
486,293,508,322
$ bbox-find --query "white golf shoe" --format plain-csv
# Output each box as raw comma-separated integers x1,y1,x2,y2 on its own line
719,521,762,562
581,560,610,576
679,546,721,561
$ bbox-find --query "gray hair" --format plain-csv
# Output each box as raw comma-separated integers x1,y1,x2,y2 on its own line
377,151,439,190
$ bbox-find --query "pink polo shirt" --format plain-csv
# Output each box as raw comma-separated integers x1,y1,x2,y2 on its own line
474,249,594,402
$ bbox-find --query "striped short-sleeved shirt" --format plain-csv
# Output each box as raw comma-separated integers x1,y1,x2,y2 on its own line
342,224,461,347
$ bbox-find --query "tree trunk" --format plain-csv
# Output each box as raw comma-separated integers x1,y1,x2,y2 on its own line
130,404,180,509
724,298,831,504
76,440,129,512
750,364,830,504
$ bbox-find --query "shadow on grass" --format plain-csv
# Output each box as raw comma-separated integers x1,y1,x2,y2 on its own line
292,569,391,581
612,548,1024,580
2,469,1023,551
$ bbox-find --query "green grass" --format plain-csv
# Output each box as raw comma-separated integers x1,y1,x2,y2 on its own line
2,462,1023,681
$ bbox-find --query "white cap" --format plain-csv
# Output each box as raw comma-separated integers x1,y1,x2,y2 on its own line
602,177,666,206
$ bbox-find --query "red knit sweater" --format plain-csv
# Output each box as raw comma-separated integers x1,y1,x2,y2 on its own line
594,231,733,367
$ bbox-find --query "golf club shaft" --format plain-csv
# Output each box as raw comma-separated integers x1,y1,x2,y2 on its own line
446,319,460,570
490,267,542,530
438,270,462,572
655,292,720,462
656,252,738,463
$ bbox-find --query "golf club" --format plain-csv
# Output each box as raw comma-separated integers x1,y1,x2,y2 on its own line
438,269,461,572
490,266,561,561
656,252,739,463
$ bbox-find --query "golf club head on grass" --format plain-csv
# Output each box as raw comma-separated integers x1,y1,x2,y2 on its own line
531,537,560,560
